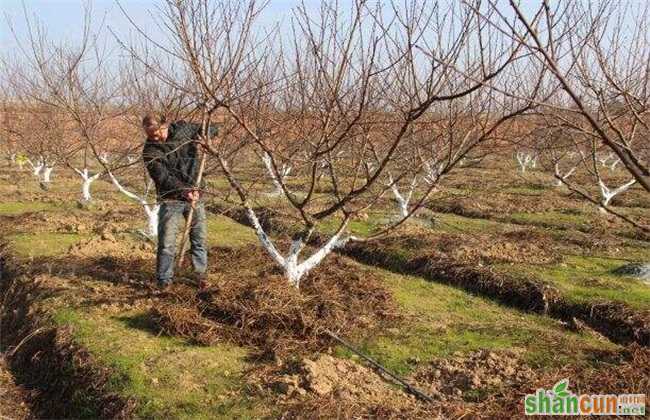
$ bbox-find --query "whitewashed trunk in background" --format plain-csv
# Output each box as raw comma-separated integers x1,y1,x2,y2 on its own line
30,159,44,178
516,152,535,174
262,151,291,195
42,166,54,184
554,163,577,187
74,168,100,202
388,174,418,219
598,179,636,213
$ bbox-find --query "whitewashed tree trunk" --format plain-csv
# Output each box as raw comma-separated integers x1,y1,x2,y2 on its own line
245,207,350,288
598,179,636,213
143,205,160,239
74,168,101,202
261,151,291,195
42,166,54,184
387,173,418,218
108,171,160,239
598,153,614,167
554,162,577,187
423,161,443,186
515,152,535,173
28,158,45,178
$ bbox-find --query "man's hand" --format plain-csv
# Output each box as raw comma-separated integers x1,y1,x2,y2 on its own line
184,189,200,204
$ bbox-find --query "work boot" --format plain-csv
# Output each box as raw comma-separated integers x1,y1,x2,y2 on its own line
156,279,172,290
190,272,209,289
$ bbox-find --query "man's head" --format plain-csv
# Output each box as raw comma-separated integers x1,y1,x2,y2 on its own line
142,114,169,142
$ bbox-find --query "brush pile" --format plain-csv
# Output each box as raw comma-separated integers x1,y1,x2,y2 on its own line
151,245,400,357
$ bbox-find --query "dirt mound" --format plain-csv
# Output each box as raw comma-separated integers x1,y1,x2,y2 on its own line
410,349,536,402
262,354,435,418
272,355,402,400
152,246,400,357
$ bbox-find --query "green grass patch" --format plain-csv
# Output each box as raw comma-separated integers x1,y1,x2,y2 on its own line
318,216,384,237
337,270,618,375
53,308,269,419
0,201,56,216
206,214,258,248
428,211,508,234
6,232,88,257
498,256,650,310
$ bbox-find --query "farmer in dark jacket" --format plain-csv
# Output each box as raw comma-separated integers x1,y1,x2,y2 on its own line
142,114,216,288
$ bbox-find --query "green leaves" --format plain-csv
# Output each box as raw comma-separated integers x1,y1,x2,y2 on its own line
553,379,571,398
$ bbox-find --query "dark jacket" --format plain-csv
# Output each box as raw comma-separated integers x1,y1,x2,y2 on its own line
142,121,216,201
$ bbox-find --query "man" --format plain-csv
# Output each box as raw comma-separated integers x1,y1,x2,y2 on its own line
142,114,215,288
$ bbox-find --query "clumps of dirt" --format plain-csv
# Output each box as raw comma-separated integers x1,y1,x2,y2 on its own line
271,355,404,400
409,349,536,402
255,354,441,418
152,245,400,358
483,344,650,418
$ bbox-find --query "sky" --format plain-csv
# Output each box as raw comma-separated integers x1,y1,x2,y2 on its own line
0,0,313,56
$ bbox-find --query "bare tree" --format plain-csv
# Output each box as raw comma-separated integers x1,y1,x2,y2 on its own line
489,1,650,193
8,4,125,202
119,0,526,287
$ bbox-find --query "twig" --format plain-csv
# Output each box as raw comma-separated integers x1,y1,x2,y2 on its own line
7,327,50,358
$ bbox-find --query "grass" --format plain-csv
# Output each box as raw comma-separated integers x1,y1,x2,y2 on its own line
427,211,509,234
337,269,619,376
498,255,650,311
0,201,56,216
318,215,384,237
2,169,646,415
53,308,269,419
6,232,88,257
206,214,258,248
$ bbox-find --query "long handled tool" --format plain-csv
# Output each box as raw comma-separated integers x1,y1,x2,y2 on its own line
176,147,206,269
176,115,211,269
